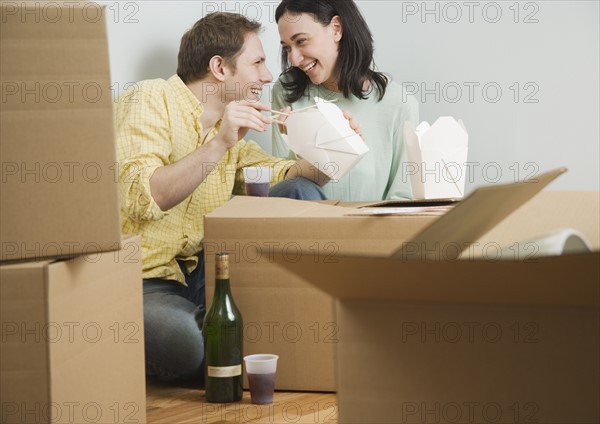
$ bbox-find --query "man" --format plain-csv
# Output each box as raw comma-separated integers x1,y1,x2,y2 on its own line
115,12,353,382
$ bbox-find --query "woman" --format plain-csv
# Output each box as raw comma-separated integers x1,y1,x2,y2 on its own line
271,0,419,201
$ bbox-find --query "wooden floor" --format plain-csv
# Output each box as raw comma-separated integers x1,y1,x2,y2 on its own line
146,382,338,423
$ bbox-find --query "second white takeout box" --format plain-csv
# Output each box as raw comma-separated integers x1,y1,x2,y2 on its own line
404,116,469,199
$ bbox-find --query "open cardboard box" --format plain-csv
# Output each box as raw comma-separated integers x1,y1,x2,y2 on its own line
0,2,121,262
0,235,146,424
204,168,598,396
269,168,600,422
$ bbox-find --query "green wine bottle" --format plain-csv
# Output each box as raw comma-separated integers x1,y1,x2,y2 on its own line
203,253,243,403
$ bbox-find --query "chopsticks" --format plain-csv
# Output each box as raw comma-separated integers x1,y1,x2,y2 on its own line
270,109,290,125
270,109,290,117
270,99,338,126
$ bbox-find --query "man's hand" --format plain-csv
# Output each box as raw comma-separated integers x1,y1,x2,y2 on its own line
213,100,273,149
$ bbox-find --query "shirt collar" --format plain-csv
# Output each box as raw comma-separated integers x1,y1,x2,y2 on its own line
168,74,203,120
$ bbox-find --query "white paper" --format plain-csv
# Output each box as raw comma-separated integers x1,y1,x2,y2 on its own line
404,116,468,199
501,228,592,259
344,205,454,216
283,97,369,180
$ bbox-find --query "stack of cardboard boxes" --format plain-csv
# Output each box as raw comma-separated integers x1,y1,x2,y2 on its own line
1,3,146,423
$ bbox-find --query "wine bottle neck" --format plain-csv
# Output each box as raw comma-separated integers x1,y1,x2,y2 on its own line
214,278,232,297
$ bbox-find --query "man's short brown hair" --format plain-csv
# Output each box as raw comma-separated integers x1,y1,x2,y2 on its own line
177,12,262,84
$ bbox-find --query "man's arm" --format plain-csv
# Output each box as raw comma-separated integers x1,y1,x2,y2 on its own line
150,100,273,211
149,139,228,211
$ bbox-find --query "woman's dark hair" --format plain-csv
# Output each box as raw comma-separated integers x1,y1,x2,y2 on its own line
275,0,387,102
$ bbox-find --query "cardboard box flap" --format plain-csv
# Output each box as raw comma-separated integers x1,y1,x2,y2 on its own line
393,167,567,259
479,191,600,251
208,195,357,218
269,251,600,307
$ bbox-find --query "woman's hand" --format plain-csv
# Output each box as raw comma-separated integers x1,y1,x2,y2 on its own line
274,106,291,135
343,110,363,140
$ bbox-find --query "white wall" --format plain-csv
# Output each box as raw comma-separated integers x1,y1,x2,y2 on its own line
100,0,599,191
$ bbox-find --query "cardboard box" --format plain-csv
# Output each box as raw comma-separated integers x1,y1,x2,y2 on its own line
204,197,441,391
0,2,121,262
0,235,146,424
271,171,600,422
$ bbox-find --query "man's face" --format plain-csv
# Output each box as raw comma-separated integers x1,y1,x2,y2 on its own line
223,32,273,102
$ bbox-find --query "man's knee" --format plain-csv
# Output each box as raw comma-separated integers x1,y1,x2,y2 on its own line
143,302,205,380
145,322,204,380
168,332,204,377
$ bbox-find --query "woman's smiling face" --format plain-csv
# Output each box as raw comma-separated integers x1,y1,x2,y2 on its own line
278,12,343,90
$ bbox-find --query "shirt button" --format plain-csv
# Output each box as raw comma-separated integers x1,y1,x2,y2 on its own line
187,224,192,229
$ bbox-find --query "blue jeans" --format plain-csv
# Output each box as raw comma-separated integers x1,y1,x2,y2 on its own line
143,255,205,382
269,177,327,200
